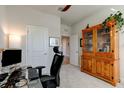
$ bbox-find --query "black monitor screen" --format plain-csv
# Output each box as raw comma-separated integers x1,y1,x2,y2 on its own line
1,50,22,67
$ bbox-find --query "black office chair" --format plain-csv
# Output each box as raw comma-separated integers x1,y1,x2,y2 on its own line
36,46,64,88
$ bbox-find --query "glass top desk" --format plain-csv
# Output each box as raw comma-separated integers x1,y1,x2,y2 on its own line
0,66,43,88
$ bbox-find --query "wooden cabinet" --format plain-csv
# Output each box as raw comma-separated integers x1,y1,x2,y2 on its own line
83,57,92,72
96,58,113,80
81,21,119,86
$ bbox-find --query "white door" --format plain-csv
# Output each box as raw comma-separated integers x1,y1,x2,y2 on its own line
27,25,49,74
70,34,79,66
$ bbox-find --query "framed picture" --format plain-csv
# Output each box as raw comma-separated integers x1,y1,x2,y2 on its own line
49,37,59,47
80,38,82,47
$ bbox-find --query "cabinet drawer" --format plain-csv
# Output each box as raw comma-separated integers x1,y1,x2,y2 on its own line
82,55,92,59
95,53,114,58
83,53,94,57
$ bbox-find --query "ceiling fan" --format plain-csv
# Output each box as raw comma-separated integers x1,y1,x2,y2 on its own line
58,5,71,12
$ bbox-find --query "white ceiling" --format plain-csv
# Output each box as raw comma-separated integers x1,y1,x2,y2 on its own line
27,5,110,26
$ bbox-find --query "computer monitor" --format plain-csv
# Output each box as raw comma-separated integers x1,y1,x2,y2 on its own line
1,49,22,67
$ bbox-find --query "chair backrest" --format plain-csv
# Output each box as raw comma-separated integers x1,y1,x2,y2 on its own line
50,54,64,76
28,68,39,81
50,46,64,76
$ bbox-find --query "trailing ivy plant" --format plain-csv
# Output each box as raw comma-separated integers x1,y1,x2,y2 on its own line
102,11,124,32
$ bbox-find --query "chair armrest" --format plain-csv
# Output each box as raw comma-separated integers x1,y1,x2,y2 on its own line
27,66,32,69
35,66,46,77
40,75,55,82
35,66,46,69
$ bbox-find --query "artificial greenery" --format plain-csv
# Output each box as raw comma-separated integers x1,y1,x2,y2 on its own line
102,11,124,31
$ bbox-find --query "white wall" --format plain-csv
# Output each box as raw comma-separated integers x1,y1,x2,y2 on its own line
61,24,71,36
72,6,124,82
0,6,8,49
0,6,8,71
5,6,61,71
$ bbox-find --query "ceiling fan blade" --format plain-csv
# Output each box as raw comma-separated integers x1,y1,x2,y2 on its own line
61,5,71,12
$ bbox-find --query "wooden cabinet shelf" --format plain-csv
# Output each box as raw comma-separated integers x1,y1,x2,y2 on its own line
101,32,110,35
81,22,119,86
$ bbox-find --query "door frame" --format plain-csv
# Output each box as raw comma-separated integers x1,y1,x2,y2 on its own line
61,35,70,64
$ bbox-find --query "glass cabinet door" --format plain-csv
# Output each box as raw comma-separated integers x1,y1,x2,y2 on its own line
84,31,93,52
97,27,111,52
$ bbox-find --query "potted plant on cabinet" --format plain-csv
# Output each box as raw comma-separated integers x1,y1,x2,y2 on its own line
102,11,124,32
